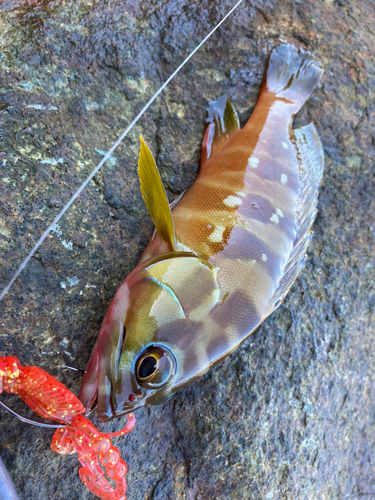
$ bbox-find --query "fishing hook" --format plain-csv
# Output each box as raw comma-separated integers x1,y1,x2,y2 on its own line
61,365,85,376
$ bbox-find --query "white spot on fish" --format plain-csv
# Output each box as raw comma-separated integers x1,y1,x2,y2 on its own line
60,281,67,289
262,140,266,143
270,213,279,224
248,157,259,169
262,254,267,262
207,224,212,229
237,191,246,198
281,174,288,184
276,208,284,218
208,225,226,243
223,195,242,207
282,142,288,149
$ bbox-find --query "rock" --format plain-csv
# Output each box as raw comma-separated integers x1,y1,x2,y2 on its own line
70,232,87,249
0,0,374,499
48,197,63,208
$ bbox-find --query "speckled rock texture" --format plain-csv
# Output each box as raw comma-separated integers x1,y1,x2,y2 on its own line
0,0,374,499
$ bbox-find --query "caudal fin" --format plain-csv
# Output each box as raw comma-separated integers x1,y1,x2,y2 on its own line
263,44,323,110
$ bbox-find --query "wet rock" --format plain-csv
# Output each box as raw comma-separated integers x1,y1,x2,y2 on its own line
70,232,88,248
48,197,62,208
0,1,374,500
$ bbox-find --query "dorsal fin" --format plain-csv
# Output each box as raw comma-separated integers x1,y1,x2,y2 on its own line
201,96,240,169
267,122,324,313
138,137,176,251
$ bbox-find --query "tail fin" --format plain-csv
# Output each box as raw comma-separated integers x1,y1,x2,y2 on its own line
263,44,323,110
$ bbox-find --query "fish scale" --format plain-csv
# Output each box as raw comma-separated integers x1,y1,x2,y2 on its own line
79,43,324,421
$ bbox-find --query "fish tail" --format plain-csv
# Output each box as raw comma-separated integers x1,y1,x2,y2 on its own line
262,44,323,111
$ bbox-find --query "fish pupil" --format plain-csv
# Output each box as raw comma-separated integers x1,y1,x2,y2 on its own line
139,356,157,379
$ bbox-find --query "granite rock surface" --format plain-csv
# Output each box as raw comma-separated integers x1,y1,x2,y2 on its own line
0,0,374,499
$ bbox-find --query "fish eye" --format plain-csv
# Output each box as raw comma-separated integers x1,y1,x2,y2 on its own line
135,346,175,389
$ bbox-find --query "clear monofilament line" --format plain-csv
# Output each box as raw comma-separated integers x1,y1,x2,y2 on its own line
0,0,244,303
0,401,64,429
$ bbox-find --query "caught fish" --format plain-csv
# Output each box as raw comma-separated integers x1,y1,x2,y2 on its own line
79,43,324,420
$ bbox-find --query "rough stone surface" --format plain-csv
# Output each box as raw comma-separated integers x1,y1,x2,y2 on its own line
0,0,374,499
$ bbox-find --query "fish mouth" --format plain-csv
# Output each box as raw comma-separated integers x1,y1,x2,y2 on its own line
79,319,130,421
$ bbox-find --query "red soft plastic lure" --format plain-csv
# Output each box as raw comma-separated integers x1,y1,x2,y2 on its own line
0,355,135,500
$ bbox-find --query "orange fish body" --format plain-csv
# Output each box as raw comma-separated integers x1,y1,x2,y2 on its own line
79,44,324,420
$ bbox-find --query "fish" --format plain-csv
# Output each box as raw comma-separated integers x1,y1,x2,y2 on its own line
78,43,324,421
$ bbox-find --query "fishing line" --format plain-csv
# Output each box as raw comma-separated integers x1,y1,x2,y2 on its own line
0,0,244,303
0,400,65,428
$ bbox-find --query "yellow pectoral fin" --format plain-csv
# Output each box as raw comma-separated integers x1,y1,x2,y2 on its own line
138,136,176,251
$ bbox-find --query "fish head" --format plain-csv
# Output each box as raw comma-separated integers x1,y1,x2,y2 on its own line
79,253,220,420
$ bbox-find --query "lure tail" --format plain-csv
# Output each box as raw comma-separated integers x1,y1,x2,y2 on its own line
262,44,323,110
52,414,135,500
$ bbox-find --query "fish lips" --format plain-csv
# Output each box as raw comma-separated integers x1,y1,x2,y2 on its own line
79,319,139,421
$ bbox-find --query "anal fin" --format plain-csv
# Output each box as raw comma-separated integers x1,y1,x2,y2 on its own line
201,96,240,169
268,122,324,312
